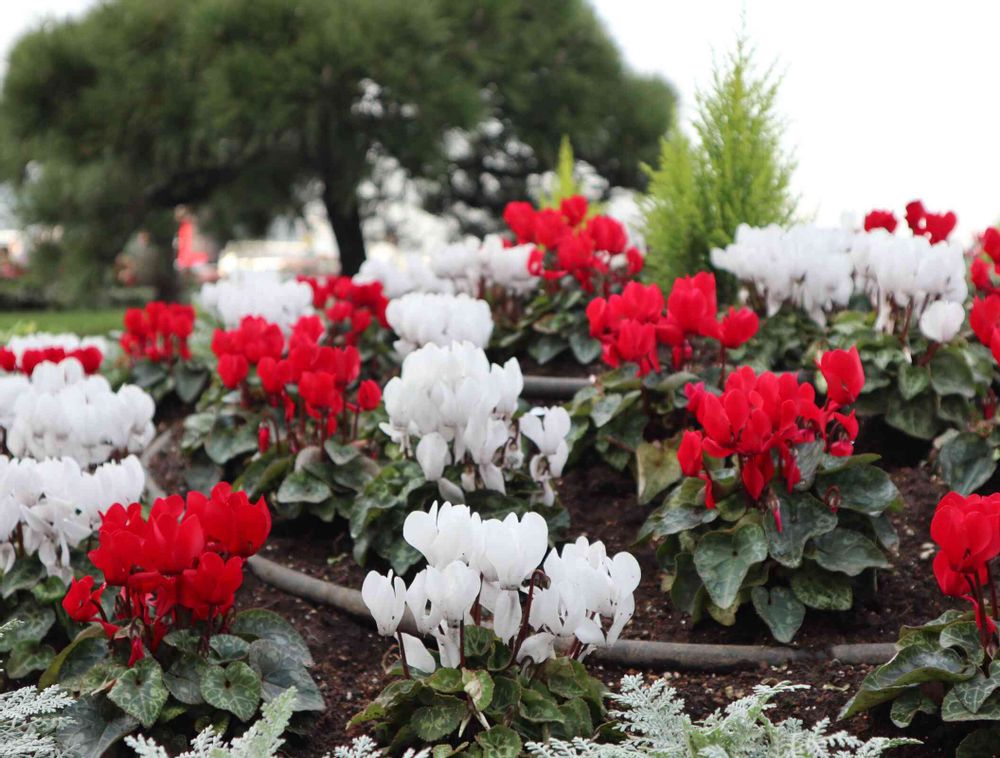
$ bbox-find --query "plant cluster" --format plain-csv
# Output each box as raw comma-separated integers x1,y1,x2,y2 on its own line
0,358,155,466
355,501,639,754
0,454,145,680
843,490,1000,753
0,455,145,581
48,483,322,749
586,274,758,376
643,351,902,642
0,333,105,375
380,341,568,505
528,675,917,757
296,274,390,347
199,272,314,331
121,302,196,364
356,236,539,301
386,292,494,355
210,314,381,452
503,195,643,295
970,227,1000,296
125,686,298,758
711,216,966,334
120,302,211,405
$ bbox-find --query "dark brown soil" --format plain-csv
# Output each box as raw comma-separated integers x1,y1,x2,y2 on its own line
149,418,969,755
147,422,188,496
560,461,957,649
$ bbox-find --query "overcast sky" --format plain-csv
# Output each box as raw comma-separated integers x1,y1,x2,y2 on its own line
4,1,998,239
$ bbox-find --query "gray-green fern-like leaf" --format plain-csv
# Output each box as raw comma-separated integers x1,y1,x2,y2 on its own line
526,675,919,757
125,686,296,758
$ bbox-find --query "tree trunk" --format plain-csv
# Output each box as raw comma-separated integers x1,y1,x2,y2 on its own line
146,213,180,301
325,193,366,276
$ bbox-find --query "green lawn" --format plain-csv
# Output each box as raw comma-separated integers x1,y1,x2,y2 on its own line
0,308,125,336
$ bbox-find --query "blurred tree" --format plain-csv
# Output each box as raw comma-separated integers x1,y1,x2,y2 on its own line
426,1,675,235
0,0,675,292
643,36,797,291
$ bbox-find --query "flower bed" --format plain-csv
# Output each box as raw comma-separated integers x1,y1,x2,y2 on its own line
7,197,1000,756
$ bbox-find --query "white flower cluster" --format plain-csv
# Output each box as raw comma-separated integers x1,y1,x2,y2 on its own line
357,255,450,299
385,292,494,355
711,224,857,325
356,235,538,300
198,271,313,330
0,455,145,581
379,342,569,505
362,502,641,673
851,229,967,341
0,358,155,467
712,224,968,342
3,333,107,362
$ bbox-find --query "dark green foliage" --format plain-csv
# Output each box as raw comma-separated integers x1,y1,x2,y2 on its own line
351,628,605,754
644,445,900,642
0,0,674,292
44,609,322,754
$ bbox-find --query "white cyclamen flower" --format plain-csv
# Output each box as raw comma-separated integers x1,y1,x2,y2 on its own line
362,570,407,636
919,300,965,343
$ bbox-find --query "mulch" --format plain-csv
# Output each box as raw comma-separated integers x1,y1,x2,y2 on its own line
146,416,971,756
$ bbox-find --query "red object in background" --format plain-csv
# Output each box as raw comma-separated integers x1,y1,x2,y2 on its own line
500,195,643,294
586,274,758,376
176,219,209,269
121,302,195,364
0,344,103,375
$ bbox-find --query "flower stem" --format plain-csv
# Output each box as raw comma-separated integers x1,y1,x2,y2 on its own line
396,631,411,678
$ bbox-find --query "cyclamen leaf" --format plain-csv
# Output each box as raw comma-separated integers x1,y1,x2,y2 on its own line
247,640,325,712
790,563,852,611
635,441,682,505
475,725,522,757
518,689,565,724
889,687,937,727
200,661,262,722
811,529,891,576
412,698,466,741
817,463,902,516
937,432,996,496
693,524,768,609
751,587,805,643
108,657,168,729
231,609,313,665
58,694,139,758
764,491,836,568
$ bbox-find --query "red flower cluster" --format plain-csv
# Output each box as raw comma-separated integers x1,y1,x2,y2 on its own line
931,492,1000,635
905,200,957,244
211,316,285,388
212,314,381,447
298,275,388,345
863,209,898,233
502,196,643,293
0,344,103,375
970,228,1000,296
63,483,270,665
969,294,1000,364
586,274,758,377
121,302,196,363
677,349,864,530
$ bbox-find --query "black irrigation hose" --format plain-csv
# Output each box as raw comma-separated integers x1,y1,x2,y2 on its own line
247,555,900,672
146,427,899,671
521,375,594,400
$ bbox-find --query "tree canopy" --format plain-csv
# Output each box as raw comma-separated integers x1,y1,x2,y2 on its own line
0,0,675,296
